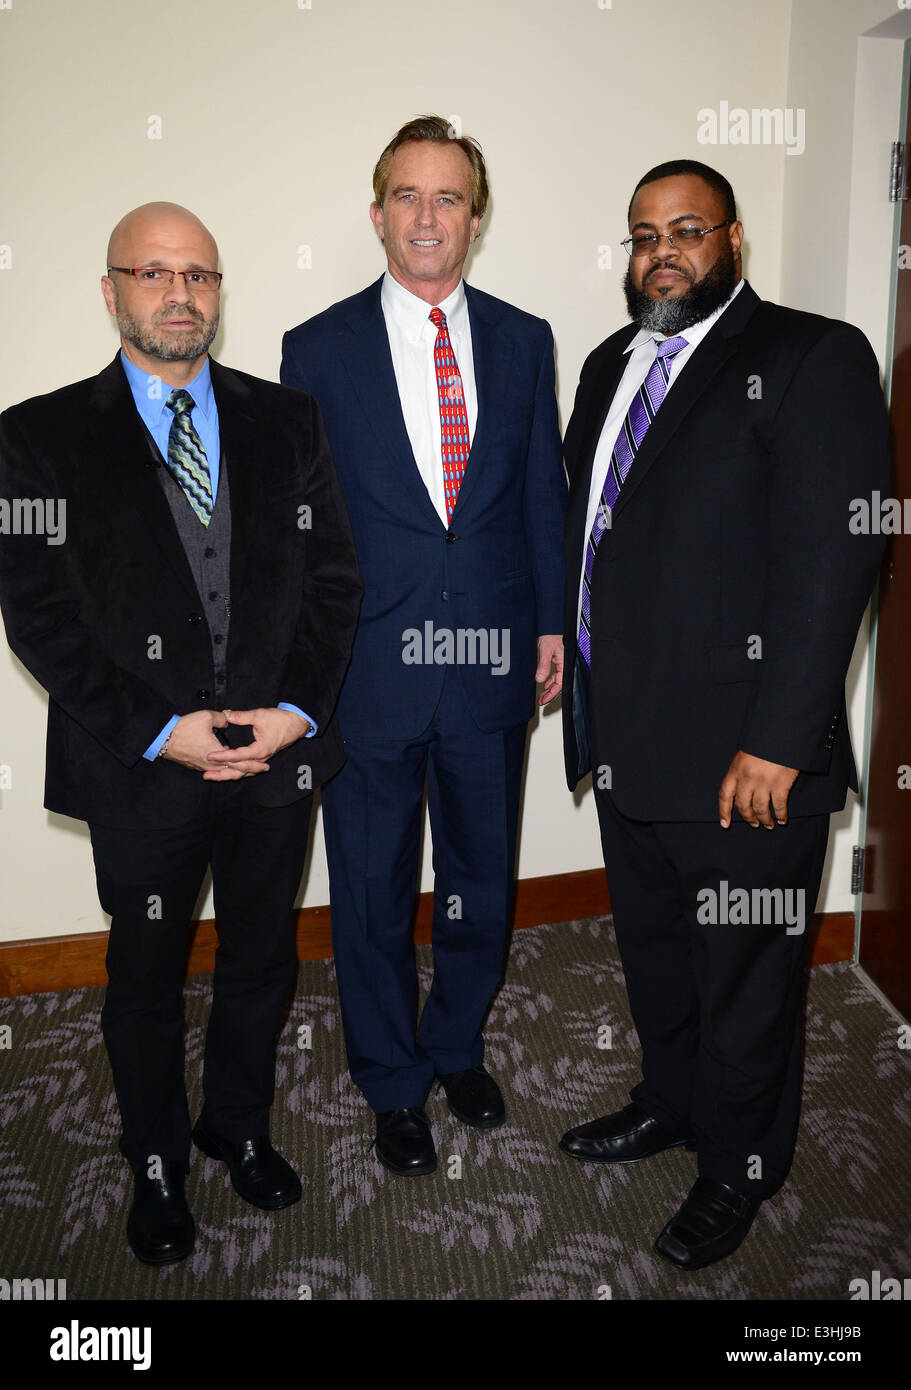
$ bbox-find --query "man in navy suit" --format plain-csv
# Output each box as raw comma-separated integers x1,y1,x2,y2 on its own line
282,115,566,1174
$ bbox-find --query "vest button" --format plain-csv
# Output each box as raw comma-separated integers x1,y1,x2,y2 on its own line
204,547,216,558
214,634,224,645
209,591,219,601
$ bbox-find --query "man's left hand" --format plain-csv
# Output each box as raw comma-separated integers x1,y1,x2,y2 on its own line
536,634,564,706
718,749,799,829
203,707,312,779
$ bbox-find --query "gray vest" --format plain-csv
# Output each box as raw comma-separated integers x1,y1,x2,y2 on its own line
146,428,232,704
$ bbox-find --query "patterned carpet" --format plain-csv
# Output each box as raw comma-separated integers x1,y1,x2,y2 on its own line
2,917,910,1301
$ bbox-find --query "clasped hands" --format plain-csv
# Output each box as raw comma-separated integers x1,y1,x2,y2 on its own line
160,708,311,781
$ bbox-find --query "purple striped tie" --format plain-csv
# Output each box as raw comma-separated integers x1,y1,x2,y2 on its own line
578,335,688,667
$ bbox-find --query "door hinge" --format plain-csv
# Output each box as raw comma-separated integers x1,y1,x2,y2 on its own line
851,845,866,895
890,142,910,202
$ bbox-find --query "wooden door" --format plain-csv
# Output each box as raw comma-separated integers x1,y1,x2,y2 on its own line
858,82,911,1021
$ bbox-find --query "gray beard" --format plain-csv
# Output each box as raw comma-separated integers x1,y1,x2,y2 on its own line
623,254,738,333
116,310,218,362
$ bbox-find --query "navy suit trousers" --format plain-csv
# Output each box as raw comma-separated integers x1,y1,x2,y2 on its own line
321,666,527,1111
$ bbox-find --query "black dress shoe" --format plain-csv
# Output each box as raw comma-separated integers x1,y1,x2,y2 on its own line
126,1161,195,1265
192,1122,301,1210
559,1101,690,1163
655,1177,761,1269
437,1065,506,1129
374,1107,437,1175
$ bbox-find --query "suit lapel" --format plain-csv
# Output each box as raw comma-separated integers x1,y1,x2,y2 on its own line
610,282,760,521
449,283,514,522
87,356,198,599
564,341,632,552
209,360,262,603
338,278,443,528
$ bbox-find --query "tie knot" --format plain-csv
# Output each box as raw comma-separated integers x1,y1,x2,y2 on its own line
656,335,688,360
429,307,447,330
167,388,195,416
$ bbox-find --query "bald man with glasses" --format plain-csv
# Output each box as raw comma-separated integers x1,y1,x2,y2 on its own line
0,201,362,1265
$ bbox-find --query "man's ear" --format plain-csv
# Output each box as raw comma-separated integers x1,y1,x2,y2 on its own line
101,275,117,318
729,220,744,261
369,201,385,242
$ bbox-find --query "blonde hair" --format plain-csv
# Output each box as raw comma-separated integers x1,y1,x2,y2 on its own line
372,115,489,218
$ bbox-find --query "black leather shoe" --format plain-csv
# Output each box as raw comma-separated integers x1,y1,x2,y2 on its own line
374,1107,437,1175
192,1122,301,1210
559,1102,690,1163
655,1177,761,1269
126,1161,195,1265
437,1065,505,1129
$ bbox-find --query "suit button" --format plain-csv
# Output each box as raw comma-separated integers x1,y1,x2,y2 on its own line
188,612,203,625
196,689,211,702
441,590,449,601
214,633,224,645
446,533,457,545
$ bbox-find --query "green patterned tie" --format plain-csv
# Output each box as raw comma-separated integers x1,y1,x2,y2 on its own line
165,388,213,525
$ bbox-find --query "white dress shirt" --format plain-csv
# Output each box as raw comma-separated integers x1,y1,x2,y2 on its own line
577,278,746,632
381,270,478,527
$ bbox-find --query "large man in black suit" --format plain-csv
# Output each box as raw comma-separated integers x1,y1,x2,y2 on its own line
559,161,889,1268
0,202,362,1264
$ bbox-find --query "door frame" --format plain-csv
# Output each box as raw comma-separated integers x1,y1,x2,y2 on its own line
854,34,911,963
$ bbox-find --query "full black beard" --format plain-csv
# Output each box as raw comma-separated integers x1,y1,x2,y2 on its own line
623,251,738,333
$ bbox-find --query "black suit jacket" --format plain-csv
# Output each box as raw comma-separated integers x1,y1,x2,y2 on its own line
561,282,890,821
0,355,363,828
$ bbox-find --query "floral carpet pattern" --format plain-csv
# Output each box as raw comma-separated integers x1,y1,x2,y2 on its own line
2,918,910,1301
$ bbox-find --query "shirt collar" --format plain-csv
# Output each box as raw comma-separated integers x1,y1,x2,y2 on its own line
381,270,468,339
623,278,746,357
119,350,215,428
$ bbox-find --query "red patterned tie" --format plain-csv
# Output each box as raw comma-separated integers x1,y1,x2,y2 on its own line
429,306,470,522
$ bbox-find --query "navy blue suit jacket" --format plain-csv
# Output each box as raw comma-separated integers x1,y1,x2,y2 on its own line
281,276,566,739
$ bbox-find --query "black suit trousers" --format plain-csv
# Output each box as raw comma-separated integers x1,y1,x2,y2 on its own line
90,782,313,1171
592,783,829,1199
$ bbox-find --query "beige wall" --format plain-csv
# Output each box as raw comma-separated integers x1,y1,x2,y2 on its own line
781,0,911,913
0,0,894,941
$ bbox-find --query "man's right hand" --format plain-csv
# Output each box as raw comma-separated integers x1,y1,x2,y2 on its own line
159,710,270,779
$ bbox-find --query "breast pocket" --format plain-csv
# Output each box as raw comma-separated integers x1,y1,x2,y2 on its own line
709,642,761,684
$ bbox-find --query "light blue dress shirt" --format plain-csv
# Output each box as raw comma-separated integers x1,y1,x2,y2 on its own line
121,350,222,499
119,353,317,759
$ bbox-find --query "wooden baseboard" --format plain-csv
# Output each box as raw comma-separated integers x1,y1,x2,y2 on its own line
0,870,854,997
